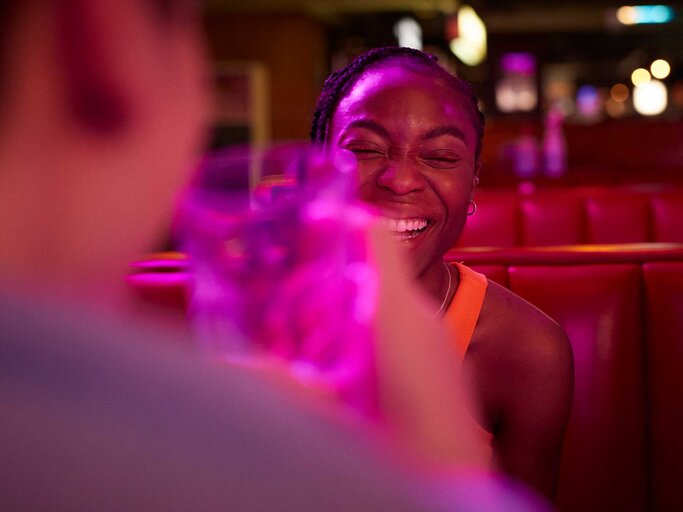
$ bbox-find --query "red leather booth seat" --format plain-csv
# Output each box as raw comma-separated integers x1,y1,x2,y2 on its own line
447,244,683,512
130,244,683,511
644,262,683,512
457,186,683,248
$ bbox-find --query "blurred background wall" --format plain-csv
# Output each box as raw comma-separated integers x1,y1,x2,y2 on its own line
202,0,683,186
204,11,326,142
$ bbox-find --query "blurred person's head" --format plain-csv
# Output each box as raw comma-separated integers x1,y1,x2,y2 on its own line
311,47,484,283
0,0,208,306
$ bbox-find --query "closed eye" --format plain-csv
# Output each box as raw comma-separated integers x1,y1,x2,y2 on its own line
421,151,462,169
344,144,386,161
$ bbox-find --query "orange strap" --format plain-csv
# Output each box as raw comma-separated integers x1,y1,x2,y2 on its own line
442,263,494,460
442,262,488,360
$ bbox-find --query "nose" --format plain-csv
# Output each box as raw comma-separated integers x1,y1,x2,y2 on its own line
376,158,426,196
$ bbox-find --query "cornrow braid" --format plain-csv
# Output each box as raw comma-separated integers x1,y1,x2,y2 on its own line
310,46,485,160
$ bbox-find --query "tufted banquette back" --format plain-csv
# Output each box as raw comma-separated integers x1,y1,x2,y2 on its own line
457,186,683,248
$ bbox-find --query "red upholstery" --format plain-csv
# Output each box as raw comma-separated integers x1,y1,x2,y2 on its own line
521,194,584,246
126,254,190,313
456,186,683,248
125,272,190,311
509,264,647,512
467,264,508,286
585,193,650,244
644,262,683,512
651,193,683,243
458,193,518,247
444,245,683,511
447,243,683,266
129,245,683,511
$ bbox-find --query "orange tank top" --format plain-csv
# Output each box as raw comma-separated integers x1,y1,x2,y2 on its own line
441,262,495,460
442,262,488,359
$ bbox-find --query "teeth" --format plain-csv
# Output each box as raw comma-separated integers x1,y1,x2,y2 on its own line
382,217,428,233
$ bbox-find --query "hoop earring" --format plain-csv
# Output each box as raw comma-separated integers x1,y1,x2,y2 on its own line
467,199,477,216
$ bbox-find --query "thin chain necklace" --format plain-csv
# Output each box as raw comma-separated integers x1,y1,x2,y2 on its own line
434,261,453,318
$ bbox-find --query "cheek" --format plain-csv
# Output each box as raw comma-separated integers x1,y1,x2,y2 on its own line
434,178,471,248
355,162,382,200
433,173,473,212
445,177,475,239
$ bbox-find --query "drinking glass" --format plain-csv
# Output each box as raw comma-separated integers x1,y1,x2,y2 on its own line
176,143,378,414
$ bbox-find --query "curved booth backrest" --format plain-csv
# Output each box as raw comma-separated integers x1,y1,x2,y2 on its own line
457,186,683,248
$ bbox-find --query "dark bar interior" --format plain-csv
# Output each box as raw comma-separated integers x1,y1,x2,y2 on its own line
2,1,682,510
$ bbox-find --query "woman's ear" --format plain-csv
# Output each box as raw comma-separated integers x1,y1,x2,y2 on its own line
472,161,481,189
55,0,131,135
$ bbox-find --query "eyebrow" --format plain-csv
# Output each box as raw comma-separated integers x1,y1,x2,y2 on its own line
343,119,391,140
422,126,467,143
341,120,468,145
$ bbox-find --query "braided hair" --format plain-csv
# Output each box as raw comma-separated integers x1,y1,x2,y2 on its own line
310,46,485,160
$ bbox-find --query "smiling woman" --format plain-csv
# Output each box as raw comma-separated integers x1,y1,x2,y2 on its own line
311,47,574,502
329,62,478,280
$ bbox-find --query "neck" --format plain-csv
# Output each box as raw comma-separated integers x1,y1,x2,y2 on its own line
435,262,453,316
419,259,459,316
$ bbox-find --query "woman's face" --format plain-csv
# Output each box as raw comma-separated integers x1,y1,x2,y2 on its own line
328,63,479,277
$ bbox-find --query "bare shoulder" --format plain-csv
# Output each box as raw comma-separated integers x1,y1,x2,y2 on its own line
466,279,574,430
473,279,572,365
464,278,574,499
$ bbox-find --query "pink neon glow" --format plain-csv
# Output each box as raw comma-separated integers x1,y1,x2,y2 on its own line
179,145,381,417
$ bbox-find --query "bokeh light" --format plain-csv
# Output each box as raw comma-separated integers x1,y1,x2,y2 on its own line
495,80,537,112
633,79,668,115
449,5,487,66
610,83,630,102
576,85,602,118
393,17,422,50
646,5,674,23
617,6,637,25
650,59,671,79
672,82,683,108
617,5,674,25
605,98,627,118
631,68,651,86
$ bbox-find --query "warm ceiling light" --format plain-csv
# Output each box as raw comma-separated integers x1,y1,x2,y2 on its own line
633,79,668,116
617,6,638,24
631,68,651,86
651,59,671,79
394,17,422,50
449,5,487,66
617,5,674,24
610,83,630,102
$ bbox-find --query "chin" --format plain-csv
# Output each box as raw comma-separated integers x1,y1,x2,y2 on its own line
405,247,441,280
